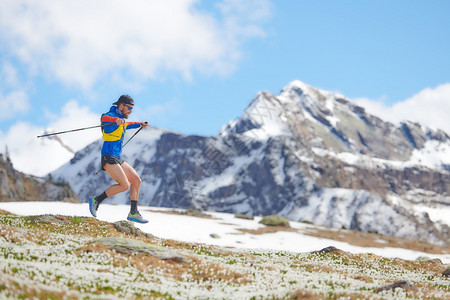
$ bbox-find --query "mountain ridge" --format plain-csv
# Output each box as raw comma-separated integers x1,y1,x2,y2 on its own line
0,151,79,202
50,80,450,245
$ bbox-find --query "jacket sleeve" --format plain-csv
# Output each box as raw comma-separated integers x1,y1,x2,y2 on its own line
125,122,141,129
101,113,120,133
101,115,119,123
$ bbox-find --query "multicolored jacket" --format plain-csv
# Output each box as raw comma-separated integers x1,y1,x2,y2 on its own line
100,106,141,158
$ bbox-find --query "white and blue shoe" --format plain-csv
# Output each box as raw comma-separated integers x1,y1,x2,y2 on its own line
88,196,98,217
127,211,149,223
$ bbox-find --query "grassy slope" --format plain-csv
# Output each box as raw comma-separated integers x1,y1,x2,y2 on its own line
0,210,448,300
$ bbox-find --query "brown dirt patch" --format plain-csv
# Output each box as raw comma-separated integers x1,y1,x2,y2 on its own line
291,289,322,300
185,256,248,284
0,209,14,216
0,275,76,300
0,226,24,243
144,208,216,219
238,226,297,235
310,250,447,275
78,239,248,284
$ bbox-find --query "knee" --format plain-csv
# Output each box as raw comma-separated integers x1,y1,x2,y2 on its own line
119,181,130,192
130,176,142,187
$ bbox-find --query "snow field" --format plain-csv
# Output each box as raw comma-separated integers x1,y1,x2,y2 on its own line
0,201,449,263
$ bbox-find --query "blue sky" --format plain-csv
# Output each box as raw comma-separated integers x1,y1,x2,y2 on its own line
0,0,449,156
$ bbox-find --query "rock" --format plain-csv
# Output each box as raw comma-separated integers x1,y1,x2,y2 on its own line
431,258,443,265
30,215,70,224
235,214,254,220
186,208,207,217
375,280,416,293
0,154,79,202
416,256,430,262
416,257,443,265
316,246,340,254
443,267,450,277
259,215,290,227
210,233,220,239
95,237,187,263
113,220,154,238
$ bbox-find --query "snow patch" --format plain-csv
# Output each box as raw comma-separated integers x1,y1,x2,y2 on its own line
0,201,448,263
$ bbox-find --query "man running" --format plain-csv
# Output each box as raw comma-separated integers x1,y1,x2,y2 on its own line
89,95,149,223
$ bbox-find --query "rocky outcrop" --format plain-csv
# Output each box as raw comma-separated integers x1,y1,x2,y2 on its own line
0,153,79,202
113,220,155,239
375,280,416,293
94,237,187,262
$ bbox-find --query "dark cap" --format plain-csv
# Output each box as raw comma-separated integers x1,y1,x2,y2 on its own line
113,94,134,106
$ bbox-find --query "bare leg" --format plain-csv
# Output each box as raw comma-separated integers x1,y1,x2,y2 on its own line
104,163,130,197
103,162,147,223
121,162,142,201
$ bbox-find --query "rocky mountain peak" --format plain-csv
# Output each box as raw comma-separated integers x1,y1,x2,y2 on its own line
52,80,450,245
221,80,449,163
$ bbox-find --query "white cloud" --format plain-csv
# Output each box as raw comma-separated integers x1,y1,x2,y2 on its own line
1,100,100,155
0,100,101,176
0,0,271,90
0,120,78,176
45,100,101,151
0,122,38,153
0,97,188,176
0,90,30,118
354,83,450,133
1,62,20,87
0,62,30,118
218,0,271,36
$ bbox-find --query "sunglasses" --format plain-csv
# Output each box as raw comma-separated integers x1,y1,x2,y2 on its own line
125,105,133,110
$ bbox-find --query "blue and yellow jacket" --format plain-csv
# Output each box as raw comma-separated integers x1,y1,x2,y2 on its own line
101,106,141,158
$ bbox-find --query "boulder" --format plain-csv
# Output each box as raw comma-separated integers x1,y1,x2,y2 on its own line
259,215,290,227
30,215,70,224
210,233,220,239
316,246,340,254
95,237,187,263
375,280,416,293
113,220,155,239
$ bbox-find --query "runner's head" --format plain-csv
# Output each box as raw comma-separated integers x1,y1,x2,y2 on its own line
113,95,134,119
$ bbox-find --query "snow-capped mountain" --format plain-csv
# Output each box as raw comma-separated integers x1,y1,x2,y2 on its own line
51,80,450,245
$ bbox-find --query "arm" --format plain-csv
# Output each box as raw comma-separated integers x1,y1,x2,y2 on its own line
101,115,125,125
126,121,148,129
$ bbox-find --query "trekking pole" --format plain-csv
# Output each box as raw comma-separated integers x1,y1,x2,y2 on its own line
37,123,114,138
122,123,146,148
95,122,147,175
